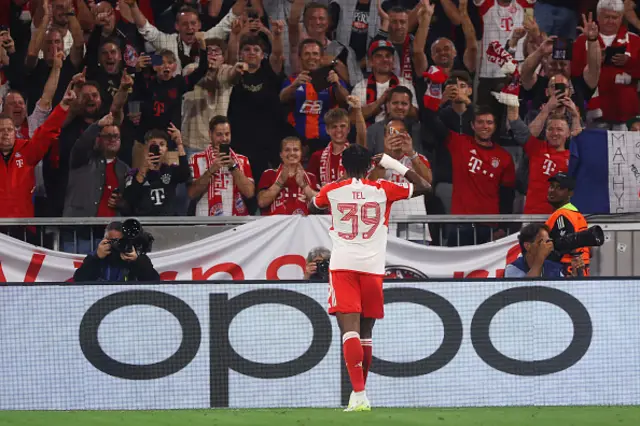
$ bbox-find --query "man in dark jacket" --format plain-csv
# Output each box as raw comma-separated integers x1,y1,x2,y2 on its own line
73,221,160,282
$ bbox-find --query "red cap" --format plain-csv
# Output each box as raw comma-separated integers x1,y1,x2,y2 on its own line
368,40,395,57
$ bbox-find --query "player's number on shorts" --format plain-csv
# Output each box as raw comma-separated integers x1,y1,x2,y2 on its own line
337,202,381,240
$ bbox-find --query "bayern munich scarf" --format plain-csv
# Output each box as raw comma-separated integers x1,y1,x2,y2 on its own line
203,145,247,216
318,142,347,187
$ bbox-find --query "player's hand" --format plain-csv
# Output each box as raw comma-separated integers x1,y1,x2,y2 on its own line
347,95,361,110
208,154,223,174
371,153,385,169
293,71,311,87
271,19,285,37
98,112,114,127
219,153,234,168
96,239,112,259
570,255,585,276
401,133,414,156
119,70,134,91
377,0,389,22
537,35,556,56
136,54,151,72
560,97,580,117
60,87,77,109
276,165,289,186
577,12,599,41
146,151,161,170
53,49,64,69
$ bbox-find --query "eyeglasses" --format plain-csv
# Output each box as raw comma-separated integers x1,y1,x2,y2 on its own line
100,134,121,141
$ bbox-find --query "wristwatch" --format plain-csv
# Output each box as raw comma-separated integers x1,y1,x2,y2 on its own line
228,163,239,172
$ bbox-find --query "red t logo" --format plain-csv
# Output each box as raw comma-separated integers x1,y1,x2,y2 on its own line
501,17,514,32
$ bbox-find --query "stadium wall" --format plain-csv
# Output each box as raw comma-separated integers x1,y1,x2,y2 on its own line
1,280,639,410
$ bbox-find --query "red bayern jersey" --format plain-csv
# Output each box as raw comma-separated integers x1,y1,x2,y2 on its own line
523,136,570,214
447,131,516,215
258,166,320,215
313,178,413,275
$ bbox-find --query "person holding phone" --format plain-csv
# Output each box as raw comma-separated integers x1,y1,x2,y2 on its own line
123,124,191,216
188,116,255,217
573,0,640,128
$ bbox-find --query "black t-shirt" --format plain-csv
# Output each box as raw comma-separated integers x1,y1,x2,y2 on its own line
228,62,286,162
123,156,191,216
19,57,79,114
88,69,122,110
335,1,371,62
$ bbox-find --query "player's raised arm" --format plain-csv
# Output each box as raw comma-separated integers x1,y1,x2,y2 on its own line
308,185,330,215
373,154,432,197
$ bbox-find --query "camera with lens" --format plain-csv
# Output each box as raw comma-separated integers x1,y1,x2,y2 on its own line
553,225,605,255
314,259,330,280
108,219,154,255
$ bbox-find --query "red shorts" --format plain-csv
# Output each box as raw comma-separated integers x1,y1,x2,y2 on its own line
328,270,384,319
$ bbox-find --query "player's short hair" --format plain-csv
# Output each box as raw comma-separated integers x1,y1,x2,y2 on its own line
384,118,408,132
0,112,13,123
387,86,413,103
144,129,171,144
280,136,302,151
157,49,177,63
239,34,266,52
324,108,350,127
518,223,550,254
447,70,472,86
209,115,230,132
78,80,102,93
299,38,324,57
104,221,123,238
431,37,456,55
341,144,372,179
306,246,331,262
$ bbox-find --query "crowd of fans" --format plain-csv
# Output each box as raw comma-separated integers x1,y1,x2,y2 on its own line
1,0,639,248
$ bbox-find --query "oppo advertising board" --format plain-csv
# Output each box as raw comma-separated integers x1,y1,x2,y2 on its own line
0,281,639,410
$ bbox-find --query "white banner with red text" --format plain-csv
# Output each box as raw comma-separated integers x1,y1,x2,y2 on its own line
0,216,521,283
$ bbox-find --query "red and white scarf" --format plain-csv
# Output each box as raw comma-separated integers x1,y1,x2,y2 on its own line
203,145,248,216
318,142,347,187
397,36,413,82
365,73,399,126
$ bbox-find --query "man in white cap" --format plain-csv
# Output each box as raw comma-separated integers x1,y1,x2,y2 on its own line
573,0,640,129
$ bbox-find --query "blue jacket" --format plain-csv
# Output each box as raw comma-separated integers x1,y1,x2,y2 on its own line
505,257,565,278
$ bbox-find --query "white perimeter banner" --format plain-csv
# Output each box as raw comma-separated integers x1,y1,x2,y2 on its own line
0,281,639,410
0,216,522,282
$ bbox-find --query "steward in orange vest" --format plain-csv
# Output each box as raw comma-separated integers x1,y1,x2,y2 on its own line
545,173,590,276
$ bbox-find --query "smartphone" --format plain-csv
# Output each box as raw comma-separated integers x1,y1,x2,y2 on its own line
112,188,120,195
604,45,627,66
554,82,567,98
219,144,231,155
552,38,572,61
149,144,160,156
151,54,164,67
310,65,332,93
388,126,400,136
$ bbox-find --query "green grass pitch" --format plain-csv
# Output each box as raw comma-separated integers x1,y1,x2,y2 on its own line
1,407,639,426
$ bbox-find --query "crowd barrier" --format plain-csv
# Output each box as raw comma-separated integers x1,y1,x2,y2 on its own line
1,280,639,410
1,215,640,277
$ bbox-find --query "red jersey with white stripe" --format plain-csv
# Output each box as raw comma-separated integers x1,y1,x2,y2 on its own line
313,178,413,275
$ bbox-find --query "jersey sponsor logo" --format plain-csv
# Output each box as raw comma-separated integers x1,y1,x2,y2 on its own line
542,158,557,176
299,100,323,115
468,155,483,173
501,17,514,32
161,173,172,185
150,188,166,206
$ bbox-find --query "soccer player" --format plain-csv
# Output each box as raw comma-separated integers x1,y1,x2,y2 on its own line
309,144,431,411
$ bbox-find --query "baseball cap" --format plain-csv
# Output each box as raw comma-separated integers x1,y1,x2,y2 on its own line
368,40,395,57
548,172,576,190
626,115,640,129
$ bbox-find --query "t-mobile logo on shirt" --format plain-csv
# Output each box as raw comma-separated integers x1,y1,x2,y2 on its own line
468,156,483,173
150,188,166,206
542,158,557,176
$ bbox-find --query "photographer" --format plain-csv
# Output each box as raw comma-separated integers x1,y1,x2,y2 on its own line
73,220,160,282
303,247,331,280
505,224,565,278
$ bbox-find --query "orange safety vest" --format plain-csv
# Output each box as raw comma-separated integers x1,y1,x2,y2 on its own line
545,203,590,275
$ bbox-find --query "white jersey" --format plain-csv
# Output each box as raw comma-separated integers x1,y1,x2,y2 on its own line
475,0,534,78
312,178,413,275
382,154,432,242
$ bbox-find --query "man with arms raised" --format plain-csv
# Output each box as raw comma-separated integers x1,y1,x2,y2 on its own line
309,144,431,411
